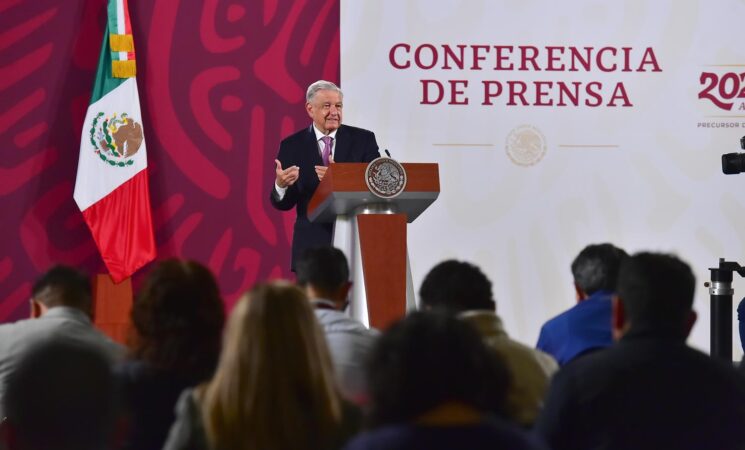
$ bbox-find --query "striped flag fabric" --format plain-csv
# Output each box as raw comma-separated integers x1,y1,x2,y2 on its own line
73,0,155,283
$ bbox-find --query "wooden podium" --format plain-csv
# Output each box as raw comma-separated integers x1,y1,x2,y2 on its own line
308,162,439,329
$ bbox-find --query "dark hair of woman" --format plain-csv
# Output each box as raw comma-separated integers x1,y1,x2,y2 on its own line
128,259,225,379
366,311,511,427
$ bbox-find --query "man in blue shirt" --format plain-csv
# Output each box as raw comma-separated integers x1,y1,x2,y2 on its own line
536,243,628,365
535,252,745,450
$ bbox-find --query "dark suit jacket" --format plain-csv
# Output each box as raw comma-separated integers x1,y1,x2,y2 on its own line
270,124,379,270
534,329,745,450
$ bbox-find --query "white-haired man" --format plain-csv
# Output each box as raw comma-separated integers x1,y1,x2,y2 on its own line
270,80,380,270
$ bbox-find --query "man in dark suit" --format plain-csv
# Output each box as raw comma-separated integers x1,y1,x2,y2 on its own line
534,252,745,450
270,80,379,270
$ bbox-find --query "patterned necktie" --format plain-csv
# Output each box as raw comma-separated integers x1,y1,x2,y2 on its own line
320,136,333,166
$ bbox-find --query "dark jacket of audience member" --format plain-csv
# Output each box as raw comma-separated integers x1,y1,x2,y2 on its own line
0,340,119,450
0,265,123,418
116,259,225,450
536,243,628,365
535,252,745,450
343,312,547,450
163,282,360,450
419,260,557,426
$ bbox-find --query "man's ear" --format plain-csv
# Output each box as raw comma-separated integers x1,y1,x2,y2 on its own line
305,102,313,118
333,282,352,308
611,295,628,341
574,282,587,303
30,299,44,319
340,281,352,300
304,284,322,302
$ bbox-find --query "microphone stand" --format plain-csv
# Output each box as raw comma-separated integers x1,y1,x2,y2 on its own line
707,259,745,362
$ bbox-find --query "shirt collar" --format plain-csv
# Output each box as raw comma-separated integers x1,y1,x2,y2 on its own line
621,324,689,343
312,124,338,141
42,306,92,324
311,298,338,310
588,289,614,298
458,310,508,338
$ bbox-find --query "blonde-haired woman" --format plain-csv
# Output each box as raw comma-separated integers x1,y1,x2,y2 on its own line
163,282,361,450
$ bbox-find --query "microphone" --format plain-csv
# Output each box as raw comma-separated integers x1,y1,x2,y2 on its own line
384,149,392,158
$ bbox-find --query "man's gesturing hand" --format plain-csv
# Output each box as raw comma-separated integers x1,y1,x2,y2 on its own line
275,159,299,188
315,154,334,182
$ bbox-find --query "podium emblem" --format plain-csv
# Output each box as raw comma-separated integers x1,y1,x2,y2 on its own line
365,157,407,198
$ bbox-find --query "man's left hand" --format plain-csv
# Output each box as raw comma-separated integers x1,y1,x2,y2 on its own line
314,166,328,181
315,155,334,181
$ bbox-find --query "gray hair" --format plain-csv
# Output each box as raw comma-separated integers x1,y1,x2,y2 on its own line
571,243,628,295
306,80,343,103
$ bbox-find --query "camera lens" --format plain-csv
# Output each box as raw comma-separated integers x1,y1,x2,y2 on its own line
722,153,745,174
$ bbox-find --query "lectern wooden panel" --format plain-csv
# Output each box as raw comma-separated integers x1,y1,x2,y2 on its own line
308,162,439,329
357,214,408,328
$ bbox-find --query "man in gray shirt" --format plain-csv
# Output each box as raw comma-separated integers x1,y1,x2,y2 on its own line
296,247,378,405
0,265,123,417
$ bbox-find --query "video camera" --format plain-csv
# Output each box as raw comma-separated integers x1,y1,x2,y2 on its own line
721,136,745,174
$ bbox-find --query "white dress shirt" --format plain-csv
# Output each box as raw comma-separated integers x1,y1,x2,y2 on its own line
274,125,338,201
311,298,378,403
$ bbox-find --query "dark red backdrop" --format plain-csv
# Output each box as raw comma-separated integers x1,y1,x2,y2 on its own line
0,0,340,321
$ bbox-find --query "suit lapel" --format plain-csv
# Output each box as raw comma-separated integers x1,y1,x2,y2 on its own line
333,125,350,162
305,125,323,166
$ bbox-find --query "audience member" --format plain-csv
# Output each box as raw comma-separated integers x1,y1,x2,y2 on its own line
419,260,557,426
536,243,628,365
163,282,360,450
0,340,119,450
535,252,745,450
0,265,123,417
116,259,226,450
343,312,546,450
296,247,378,404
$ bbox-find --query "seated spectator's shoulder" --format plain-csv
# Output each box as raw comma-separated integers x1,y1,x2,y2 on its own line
342,419,548,450
498,334,559,377
317,310,377,338
115,359,156,384
536,310,568,344
0,318,31,338
162,388,210,450
330,400,364,450
533,347,559,375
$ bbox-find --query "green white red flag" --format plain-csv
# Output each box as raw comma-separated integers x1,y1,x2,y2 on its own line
74,0,155,282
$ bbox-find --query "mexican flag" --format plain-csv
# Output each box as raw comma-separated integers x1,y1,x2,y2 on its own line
74,0,155,283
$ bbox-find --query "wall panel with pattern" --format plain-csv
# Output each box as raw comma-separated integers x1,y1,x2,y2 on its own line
0,0,340,321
